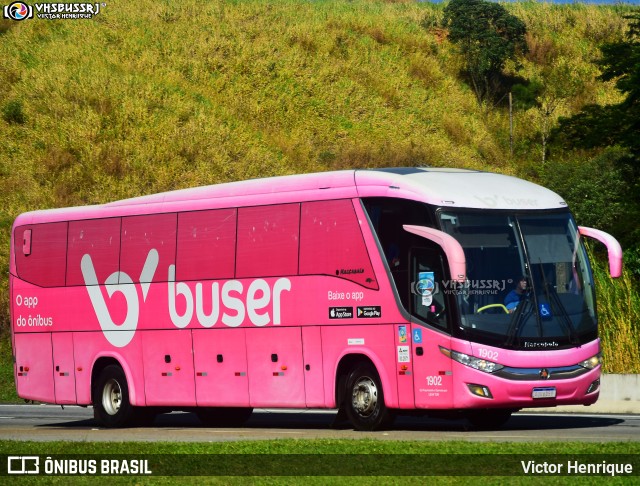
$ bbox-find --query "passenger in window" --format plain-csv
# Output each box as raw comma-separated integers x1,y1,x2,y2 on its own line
386,243,400,268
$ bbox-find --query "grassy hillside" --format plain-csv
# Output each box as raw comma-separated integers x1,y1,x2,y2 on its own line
0,0,638,374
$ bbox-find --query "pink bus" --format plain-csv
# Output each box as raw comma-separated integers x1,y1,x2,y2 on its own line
9,168,622,430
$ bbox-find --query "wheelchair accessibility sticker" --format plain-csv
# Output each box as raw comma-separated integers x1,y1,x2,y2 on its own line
539,303,552,320
413,328,422,344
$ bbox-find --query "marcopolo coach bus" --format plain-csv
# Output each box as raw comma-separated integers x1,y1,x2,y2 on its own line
9,168,622,430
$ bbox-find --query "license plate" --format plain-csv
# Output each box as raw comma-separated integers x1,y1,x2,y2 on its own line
532,387,556,399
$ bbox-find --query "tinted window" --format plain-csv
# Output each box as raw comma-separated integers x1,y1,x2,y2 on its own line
177,209,236,281
362,197,435,301
15,222,68,287
300,199,377,289
121,213,176,283
236,204,300,278
67,218,121,286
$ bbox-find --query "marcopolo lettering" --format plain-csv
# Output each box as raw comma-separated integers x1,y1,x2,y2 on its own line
339,268,364,275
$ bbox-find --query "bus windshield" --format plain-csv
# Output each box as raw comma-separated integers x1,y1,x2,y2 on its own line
438,210,597,350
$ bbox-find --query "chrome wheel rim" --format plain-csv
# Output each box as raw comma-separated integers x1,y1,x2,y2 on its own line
351,376,378,417
102,378,122,416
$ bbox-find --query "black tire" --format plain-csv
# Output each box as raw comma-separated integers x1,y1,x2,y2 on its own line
196,407,253,427
343,363,393,431
92,365,135,428
467,409,513,429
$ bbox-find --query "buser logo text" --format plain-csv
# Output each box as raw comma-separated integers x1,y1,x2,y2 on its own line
82,249,291,348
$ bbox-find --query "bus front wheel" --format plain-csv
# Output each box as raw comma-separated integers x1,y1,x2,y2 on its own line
93,365,134,428
344,363,393,431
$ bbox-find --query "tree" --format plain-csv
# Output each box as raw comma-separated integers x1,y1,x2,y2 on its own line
441,0,527,104
514,60,584,165
552,13,640,276
553,13,640,162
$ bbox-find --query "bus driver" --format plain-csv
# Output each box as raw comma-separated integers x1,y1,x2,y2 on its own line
504,276,528,313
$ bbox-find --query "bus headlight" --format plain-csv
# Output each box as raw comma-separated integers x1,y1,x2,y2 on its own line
440,347,504,373
578,353,602,370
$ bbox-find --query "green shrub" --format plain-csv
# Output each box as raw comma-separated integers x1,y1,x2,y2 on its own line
591,250,640,373
1,100,26,125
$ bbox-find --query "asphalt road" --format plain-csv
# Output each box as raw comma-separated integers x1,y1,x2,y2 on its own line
0,405,638,442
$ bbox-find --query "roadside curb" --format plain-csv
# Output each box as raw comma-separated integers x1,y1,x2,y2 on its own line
524,374,640,414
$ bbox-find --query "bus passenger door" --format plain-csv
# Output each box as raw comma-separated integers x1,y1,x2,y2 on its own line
52,333,77,404
193,328,250,407
246,327,305,408
302,326,324,407
409,247,454,409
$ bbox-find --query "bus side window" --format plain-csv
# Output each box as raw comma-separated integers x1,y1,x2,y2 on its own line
299,199,377,289
14,222,68,287
361,197,435,299
236,204,300,278
121,213,177,283
67,218,121,286
177,209,236,281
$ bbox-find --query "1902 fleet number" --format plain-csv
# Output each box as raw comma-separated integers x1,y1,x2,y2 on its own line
426,375,442,386
477,348,499,361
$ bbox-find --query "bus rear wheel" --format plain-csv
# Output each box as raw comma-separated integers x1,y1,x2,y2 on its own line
343,363,393,431
93,365,135,428
196,407,253,427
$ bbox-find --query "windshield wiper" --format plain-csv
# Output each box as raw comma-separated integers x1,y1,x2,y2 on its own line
505,293,532,348
536,262,579,345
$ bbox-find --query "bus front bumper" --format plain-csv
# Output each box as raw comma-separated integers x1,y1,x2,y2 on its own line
452,364,601,409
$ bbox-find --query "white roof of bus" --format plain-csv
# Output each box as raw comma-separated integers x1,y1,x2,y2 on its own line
15,168,567,225
355,168,566,210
